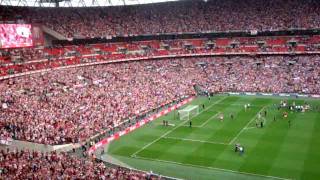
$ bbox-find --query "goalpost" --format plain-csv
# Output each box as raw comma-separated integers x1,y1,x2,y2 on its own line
178,105,200,121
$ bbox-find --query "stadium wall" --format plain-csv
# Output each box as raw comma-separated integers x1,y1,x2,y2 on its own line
227,92,320,99
53,28,320,46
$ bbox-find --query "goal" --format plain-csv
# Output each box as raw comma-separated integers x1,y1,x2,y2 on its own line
178,105,200,121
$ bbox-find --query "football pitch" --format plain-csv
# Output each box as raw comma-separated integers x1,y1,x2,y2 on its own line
105,95,320,180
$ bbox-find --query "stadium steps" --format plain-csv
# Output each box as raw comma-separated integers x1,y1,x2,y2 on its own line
42,25,67,40
0,139,79,153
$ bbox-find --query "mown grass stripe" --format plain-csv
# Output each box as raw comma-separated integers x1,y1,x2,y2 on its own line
131,96,228,157
132,155,291,180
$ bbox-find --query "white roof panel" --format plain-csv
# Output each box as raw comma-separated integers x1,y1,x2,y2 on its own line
0,0,181,7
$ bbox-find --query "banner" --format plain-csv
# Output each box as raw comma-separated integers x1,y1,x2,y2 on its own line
227,92,319,98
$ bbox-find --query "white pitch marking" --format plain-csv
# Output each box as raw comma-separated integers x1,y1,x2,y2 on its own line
163,136,229,145
132,155,291,180
229,106,266,145
131,96,228,157
244,127,256,130
199,112,220,127
215,103,264,107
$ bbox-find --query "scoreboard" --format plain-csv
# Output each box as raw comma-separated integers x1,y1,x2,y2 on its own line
0,24,36,49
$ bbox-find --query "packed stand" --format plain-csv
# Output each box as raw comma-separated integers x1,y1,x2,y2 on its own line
1,35,320,77
0,149,158,179
0,55,319,145
1,0,320,38
0,59,196,144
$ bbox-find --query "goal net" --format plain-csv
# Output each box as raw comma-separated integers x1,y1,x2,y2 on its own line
178,105,200,121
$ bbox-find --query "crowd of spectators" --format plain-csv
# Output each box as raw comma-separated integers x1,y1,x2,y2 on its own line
1,35,320,77
0,59,195,144
1,1,320,177
202,56,320,94
0,47,45,63
0,55,319,145
1,0,320,38
0,149,157,179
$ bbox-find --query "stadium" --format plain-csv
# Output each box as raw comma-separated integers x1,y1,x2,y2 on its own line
0,0,320,179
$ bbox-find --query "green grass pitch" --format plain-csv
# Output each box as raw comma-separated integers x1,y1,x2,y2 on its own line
105,95,320,180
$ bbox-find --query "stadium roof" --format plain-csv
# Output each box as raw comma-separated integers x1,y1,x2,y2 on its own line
0,0,181,7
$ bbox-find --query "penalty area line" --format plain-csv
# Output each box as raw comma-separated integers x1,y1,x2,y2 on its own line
199,112,221,127
244,127,256,130
228,106,266,145
131,155,291,180
163,136,229,145
131,96,228,158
